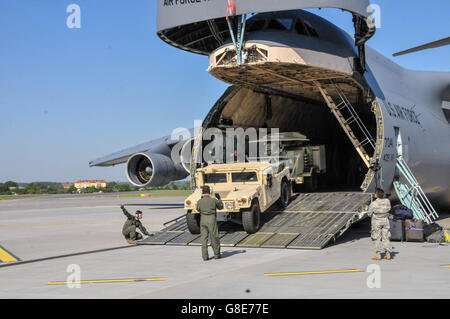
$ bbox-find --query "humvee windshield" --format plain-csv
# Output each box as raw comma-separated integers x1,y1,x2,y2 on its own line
204,173,227,184
231,172,258,183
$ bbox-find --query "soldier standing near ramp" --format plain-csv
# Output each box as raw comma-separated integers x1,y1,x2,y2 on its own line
121,205,152,244
196,186,224,261
367,189,393,261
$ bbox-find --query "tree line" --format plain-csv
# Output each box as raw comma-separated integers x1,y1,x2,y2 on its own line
0,181,190,195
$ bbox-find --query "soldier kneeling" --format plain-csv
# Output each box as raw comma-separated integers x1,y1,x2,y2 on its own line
121,205,152,244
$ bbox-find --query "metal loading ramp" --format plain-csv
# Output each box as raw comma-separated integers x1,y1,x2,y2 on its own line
139,192,371,250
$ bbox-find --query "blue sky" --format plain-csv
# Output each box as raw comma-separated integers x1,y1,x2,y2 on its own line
0,0,449,183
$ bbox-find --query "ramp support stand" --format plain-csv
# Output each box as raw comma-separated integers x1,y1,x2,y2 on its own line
226,13,247,65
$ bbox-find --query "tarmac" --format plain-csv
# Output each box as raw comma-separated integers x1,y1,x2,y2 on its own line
0,194,448,299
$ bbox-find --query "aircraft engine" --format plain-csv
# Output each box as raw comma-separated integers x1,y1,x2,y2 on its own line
180,138,194,173
126,151,188,187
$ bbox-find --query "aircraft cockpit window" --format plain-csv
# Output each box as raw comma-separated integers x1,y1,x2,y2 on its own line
276,19,293,31
303,20,319,37
295,20,308,35
266,19,292,31
248,20,266,32
442,101,450,124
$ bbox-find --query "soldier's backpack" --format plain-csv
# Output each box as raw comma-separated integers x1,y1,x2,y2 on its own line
423,222,443,238
389,219,405,241
405,219,424,242
426,230,445,243
389,204,414,220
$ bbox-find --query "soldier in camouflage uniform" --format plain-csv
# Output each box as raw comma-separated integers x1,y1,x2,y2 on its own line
121,205,152,244
196,186,224,261
367,189,392,260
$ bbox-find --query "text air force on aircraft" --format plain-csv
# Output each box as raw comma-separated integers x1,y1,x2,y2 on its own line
90,0,450,209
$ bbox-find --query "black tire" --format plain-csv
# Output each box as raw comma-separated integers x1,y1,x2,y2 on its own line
278,179,290,208
304,173,318,192
186,210,200,234
242,201,261,234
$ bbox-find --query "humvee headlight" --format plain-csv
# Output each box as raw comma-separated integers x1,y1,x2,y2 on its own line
226,203,233,210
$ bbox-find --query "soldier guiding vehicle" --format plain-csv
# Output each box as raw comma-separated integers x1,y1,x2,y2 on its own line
196,186,223,261
121,205,153,244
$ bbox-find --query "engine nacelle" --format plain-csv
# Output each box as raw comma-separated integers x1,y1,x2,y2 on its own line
126,152,188,187
180,138,194,173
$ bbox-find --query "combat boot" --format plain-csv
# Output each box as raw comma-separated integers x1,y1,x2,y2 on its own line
371,252,382,260
384,251,391,260
127,239,137,245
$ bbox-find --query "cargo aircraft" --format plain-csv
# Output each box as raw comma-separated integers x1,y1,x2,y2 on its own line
90,0,450,216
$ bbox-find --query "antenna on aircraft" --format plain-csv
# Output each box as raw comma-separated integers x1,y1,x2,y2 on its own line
393,36,450,56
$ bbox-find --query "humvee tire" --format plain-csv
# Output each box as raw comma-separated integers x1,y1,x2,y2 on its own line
278,179,290,208
186,210,200,234
242,201,261,234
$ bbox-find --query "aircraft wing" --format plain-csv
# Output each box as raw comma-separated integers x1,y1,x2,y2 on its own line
89,128,195,167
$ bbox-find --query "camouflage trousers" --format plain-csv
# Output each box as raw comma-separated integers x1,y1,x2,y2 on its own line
371,222,392,253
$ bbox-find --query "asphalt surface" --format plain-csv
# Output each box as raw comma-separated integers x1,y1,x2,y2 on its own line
0,194,449,299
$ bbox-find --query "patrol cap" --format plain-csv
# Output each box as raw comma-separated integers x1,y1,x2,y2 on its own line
135,210,143,216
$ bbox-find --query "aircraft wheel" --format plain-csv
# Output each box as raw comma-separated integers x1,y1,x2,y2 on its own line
242,201,261,234
186,210,200,234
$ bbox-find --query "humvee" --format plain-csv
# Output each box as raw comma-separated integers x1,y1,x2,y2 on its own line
251,132,326,192
184,162,291,234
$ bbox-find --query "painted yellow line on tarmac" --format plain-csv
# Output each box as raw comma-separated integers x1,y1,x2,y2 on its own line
0,246,19,263
48,278,166,285
265,269,363,276
442,265,450,268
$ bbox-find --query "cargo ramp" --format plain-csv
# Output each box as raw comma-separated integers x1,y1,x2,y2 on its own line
139,192,371,250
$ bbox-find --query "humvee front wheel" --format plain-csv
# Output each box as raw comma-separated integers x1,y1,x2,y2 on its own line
242,201,261,234
186,210,200,234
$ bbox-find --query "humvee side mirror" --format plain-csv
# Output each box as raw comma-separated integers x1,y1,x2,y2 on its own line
266,174,273,188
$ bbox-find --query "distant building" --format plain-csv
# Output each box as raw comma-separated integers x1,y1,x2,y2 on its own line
74,180,107,190
61,183,74,189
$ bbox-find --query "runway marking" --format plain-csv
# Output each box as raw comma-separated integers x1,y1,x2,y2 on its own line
48,277,166,285
0,246,20,263
442,265,450,268
264,269,363,276
0,245,136,269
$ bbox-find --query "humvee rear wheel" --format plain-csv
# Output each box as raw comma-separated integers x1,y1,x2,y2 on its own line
186,210,200,234
278,180,290,208
242,202,261,234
